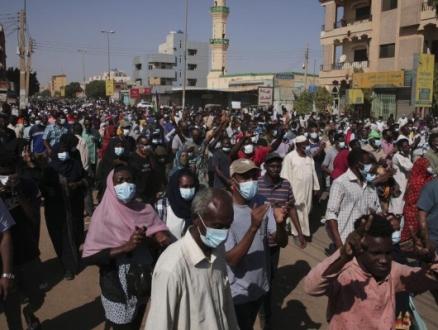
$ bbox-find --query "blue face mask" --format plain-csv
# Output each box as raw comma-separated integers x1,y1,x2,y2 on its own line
60,118,66,125
392,230,401,244
338,142,346,149
115,147,124,156
236,180,258,200
58,152,69,161
180,188,195,201
114,182,136,203
305,145,311,153
197,213,229,248
365,173,376,183
373,139,382,147
359,163,372,179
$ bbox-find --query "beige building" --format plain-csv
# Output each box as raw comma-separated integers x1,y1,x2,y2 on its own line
50,74,67,97
318,0,438,117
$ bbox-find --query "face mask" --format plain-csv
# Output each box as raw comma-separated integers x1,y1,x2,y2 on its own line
35,120,41,126
152,139,159,144
123,129,130,136
58,152,69,161
157,157,166,163
234,180,258,200
359,163,372,179
395,128,399,132
197,213,229,248
361,139,368,144
338,142,346,149
114,182,136,203
365,173,376,183
115,147,124,156
304,132,309,138
310,132,318,140
272,131,278,137
392,230,401,245
222,147,231,153
420,130,425,135
337,130,343,134
373,140,382,147
180,187,195,201
427,167,434,175
0,175,9,185
244,144,254,155
60,118,66,125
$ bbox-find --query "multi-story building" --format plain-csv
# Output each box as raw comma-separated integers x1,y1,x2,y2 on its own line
0,23,6,81
50,74,67,97
318,0,438,117
133,31,209,94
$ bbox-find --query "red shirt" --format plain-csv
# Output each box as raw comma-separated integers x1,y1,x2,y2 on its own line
237,146,270,167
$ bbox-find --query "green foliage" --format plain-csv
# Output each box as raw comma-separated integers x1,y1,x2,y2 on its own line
65,82,83,98
36,90,51,98
294,91,314,115
314,86,334,113
85,80,106,99
6,67,40,96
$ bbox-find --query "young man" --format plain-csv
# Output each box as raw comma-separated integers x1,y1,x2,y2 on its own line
321,133,345,179
29,115,49,168
42,112,70,154
212,136,232,190
82,117,102,177
363,131,387,168
146,188,238,330
305,215,438,329
226,159,288,330
425,133,438,175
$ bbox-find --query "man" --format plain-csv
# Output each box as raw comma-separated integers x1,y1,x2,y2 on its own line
376,116,385,132
117,121,136,153
29,115,48,168
0,113,16,147
7,115,24,139
0,150,46,330
397,124,421,150
425,133,438,175
171,120,192,155
325,149,380,248
0,197,14,301
257,153,306,329
381,129,396,168
212,136,232,190
280,136,319,238
271,130,294,158
146,188,238,330
23,117,34,141
42,112,70,154
82,117,102,177
305,215,438,330
363,131,387,168
227,158,288,330
398,114,408,127
321,133,345,183
417,173,438,253
72,123,90,172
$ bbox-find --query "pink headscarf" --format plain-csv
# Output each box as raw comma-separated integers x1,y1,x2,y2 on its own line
82,170,168,258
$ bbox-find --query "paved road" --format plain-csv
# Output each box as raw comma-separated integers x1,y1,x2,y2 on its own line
1,207,438,329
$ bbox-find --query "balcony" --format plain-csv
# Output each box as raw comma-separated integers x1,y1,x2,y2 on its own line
422,0,434,11
148,69,176,79
320,61,369,71
210,6,230,14
334,15,372,29
210,38,230,45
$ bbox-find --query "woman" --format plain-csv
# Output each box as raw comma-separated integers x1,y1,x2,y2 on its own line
44,142,90,280
82,168,170,330
168,144,193,178
155,169,198,241
96,138,130,202
100,125,116,159
401,157,433,247
60,133,81,163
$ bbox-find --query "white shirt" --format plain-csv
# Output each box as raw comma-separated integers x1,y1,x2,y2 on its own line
145,228,238,330
398,117,408,127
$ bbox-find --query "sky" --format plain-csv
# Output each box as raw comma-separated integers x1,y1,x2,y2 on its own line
2,0,324,88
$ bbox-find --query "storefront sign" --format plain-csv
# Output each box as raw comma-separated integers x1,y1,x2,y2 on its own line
353,71,404,88
411,53,435,108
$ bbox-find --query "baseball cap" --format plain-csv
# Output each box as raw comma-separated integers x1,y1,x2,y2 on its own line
265,153,283,163
368,131,381,139
230,159,259,177
120,121,131,128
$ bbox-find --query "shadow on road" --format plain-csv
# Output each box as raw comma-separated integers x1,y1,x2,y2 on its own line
42,257,65,292
41,296,105,330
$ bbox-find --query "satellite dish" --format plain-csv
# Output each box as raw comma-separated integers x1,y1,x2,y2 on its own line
339,54,347,63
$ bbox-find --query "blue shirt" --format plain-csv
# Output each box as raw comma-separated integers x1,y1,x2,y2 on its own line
29,124,47,153
42,123,70,147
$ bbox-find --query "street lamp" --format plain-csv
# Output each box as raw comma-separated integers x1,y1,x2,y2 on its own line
78,49,87,97
101,30,115,80
182,0,188,109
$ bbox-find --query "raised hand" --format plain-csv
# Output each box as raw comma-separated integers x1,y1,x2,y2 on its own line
342,215,374,260
273,202,288,224
125,226,146,253
251,203,270,231
22,145,32,163
409,226,436,263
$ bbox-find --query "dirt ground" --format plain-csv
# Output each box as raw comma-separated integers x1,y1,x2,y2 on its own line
1,206,438,330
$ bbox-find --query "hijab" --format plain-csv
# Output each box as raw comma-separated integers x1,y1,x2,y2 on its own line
5,138,29,156
167,169,198,221
47,142,84,183
60,133,81,162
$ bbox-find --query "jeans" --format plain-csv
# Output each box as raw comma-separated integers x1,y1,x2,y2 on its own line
234,295,265,330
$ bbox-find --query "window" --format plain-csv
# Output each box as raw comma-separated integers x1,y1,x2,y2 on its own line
135,64,142,70
179,55,182,63
379,43,395,58
161,63,166,69
188,49,197,56
354,49,368,62
356,6,371,18
180,40,182,49
148,64,153,70
188,79,197,87
188,64,197,71
382,0,397,12
179,71,182,78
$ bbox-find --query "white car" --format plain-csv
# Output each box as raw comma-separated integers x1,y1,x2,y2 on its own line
136,102,153,109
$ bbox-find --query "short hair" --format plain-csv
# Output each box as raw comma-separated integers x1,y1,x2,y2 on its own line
429,133,438,145
396,138,409,149
349,139,359,148
334,133,344,142
72,123,83,135
382,129,390,136
0,150,19,169
347,148,368,167
353,215,393,238
308,122,318,130
136,135,148,144
191,187,232,218
113,166,131,175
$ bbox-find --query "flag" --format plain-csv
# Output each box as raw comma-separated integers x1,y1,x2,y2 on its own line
153,91,159,114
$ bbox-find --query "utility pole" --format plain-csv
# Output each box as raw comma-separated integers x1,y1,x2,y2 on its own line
19,10,26,109
182,0,189,109
303,44,309,93
78,49,87,97
25,38,33,104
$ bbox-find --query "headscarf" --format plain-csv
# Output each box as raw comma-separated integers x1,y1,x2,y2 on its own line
167,169,198,221
47,142,84,183
82,169,169,258
168,144,191,178
60,133,79,151
5,138,29,156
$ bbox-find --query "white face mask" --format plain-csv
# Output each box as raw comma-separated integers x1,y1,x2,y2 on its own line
243,144,254,155
123,129,130,136
0,175,9,185
115,147,124,156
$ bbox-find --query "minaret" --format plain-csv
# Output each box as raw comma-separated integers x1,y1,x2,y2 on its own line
207,0,229,89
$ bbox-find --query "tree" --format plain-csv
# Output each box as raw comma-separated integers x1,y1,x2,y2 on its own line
314,86,334,113
85,80,106,99
36,90,51,98
65,82,83,98
294,91,314,115
6,67,40,96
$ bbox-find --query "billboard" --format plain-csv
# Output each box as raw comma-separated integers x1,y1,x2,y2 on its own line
353,71,405,88
346,89,364,105
258,87,273,106
411,53,435,108
105,80,114,96
130,88,140,99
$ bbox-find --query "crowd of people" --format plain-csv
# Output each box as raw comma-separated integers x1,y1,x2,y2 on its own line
1,99,438,330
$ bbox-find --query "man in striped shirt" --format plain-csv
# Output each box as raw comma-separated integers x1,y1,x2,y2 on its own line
257,153,306,329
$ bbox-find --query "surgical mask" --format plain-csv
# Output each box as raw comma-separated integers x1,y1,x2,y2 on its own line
427,167,434,175
420,130,425,135
338,142,346,149
244,144,254,155
304,132,309,138
114,182,136,203
180,188,195,201
0,175,9,185
197,213,229,248
123,129,130,136
115,147,124,156
310,132,318,140
60,118,66,125
58,152,69,161
359,163,372,179
272,131,278,137
392,230,401,245
152,139,159,144
251,136,257,143
222,147,231,153
361,139,368,144
365,173,376,183
337,130,343,134
234,179,258,200
395,128,399,132
373,139,382,147
35,120,41,126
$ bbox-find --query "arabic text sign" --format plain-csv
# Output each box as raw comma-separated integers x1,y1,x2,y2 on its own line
353,71,404,88
258,87,273,106
411,53,435,108
105,80,114,96
129,88,140,99
346,89,364,105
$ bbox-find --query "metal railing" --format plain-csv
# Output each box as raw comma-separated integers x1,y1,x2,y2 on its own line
422,0,434,11
320,61,369,71
334,15,372,29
